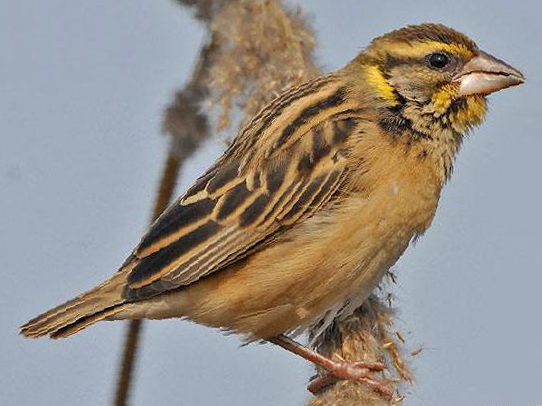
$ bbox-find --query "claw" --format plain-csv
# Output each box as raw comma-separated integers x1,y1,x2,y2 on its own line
308,360,393,399
268,335,393,399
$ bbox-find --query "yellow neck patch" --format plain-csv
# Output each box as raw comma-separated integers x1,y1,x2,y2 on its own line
451,96,487,131
363,65,399,106
431,84,459,116
431,85,486,130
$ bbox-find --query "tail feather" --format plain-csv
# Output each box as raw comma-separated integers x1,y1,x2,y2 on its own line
49,305,124,339
20,271,128,339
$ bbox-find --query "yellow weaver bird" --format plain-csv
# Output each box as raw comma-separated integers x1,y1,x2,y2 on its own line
21,24,524,394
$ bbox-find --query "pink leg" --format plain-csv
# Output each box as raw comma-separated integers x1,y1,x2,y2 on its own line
268,335,392,398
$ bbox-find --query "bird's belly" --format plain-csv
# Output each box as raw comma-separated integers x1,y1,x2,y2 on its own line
157,180,438,339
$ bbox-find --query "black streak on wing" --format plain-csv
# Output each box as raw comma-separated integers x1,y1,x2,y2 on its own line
216,181,251,220
297,154,313,174
259,181,297,226
250,172,261,190
184,167,217,197
310,170,342,207
125,279,173,301
312,128,332,163
280,174,327,223
298,128,331,174
247,77,334,147
128,220,221,286
333,118,357,145
206,163,239,194
137,198,216,253
275,88,346,149
239,194,271,228
266,164,286,194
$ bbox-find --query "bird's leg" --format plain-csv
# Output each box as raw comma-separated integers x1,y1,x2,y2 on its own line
268,334,392,399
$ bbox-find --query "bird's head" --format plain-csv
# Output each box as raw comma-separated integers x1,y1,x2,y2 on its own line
349,24,524,133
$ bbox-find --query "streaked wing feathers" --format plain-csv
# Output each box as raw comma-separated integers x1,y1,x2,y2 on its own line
125,78,362,300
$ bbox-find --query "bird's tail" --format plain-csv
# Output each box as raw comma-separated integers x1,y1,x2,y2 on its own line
20,269,130,339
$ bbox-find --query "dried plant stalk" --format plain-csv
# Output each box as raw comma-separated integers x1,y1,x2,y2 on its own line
114,152,181,406
175,0,218,22
113,15,217,406
308,296,411,405
207,0,319,133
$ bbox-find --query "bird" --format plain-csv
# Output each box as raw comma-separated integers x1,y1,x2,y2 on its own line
21,23,524,395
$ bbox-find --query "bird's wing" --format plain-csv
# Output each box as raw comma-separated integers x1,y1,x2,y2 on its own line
124,78,362,300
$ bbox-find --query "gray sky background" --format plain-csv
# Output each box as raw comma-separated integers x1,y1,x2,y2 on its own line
1,1,540,405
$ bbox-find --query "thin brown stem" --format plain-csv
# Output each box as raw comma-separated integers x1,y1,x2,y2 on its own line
112,14,218,403
113,151,181,406
113,319,142,406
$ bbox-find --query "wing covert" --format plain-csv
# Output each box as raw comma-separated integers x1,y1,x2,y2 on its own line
124,89,362,301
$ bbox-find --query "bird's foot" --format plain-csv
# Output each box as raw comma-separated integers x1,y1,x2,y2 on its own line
308,360,393,399
268,335,392,399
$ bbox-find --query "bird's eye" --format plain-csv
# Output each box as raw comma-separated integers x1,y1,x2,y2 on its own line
428,53,449,69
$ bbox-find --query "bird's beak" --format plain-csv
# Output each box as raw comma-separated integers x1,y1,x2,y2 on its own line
453,50,525,97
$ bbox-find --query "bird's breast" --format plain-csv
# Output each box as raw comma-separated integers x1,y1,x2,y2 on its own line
172,130,443,339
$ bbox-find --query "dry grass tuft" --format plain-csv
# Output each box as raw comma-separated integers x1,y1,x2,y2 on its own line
206,0,319,133
174,0,217,23
309,296,412,405
163,86,210,161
